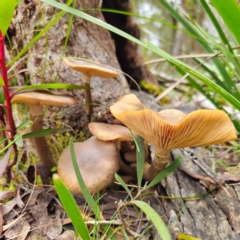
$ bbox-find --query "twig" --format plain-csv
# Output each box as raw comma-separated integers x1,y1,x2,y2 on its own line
117,201,140,239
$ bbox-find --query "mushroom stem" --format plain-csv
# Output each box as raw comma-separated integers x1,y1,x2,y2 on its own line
143,148,170,181
114,140,137,177
119,157,137,177
82,74,93,116
30,105,55,179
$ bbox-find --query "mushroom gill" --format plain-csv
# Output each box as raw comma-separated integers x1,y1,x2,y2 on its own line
110,94,237,180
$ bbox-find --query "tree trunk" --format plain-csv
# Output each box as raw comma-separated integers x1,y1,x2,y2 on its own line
10,0,129,130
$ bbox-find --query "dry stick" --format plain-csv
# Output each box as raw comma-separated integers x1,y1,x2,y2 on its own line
143,46,240,65
180,147,224,185
0,32,18,183
117,202,140,239
152,50,228,103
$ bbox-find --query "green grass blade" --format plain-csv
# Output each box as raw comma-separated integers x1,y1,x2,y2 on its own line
132,200,171,240
211,0,240,44
15,83,88,92
159,0,239,97
23,128,71,138
41,0,240,112
8,0,73,66
135,136,145,187
147,155,183,189
53,174,90,240
16,120,32,130
69,138,100,219
145,42,240,111
0,132,25,154
199,0,232,53
115,173,132,198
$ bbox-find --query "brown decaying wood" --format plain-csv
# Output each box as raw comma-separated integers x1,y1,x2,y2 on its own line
150,148,240,239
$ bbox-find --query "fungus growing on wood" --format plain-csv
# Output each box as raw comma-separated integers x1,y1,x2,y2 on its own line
11,90,77,181
63,58,119,116
110,94,237,180
57,136,119,194
88,122,137,177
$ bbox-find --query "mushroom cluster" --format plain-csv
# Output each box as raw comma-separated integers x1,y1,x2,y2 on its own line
110,94,237,180
57,122,141,195
57,92,237,193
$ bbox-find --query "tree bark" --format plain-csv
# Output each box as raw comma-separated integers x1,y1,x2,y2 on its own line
102,0,158,89
10,0,129,130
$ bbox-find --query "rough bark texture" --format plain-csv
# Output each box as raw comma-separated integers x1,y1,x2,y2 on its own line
152,148,240,240
102,0,158,89
10,0,129,130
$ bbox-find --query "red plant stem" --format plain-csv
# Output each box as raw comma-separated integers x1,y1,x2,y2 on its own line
0,31,18,183
0,32,16,141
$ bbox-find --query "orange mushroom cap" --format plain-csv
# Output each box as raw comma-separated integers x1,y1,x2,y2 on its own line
110,94,237,149
88,122,134,142
63,58,119,78
11,91,77,106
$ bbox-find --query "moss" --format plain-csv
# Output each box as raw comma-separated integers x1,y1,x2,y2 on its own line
140,80,162,95
0,177,16,191
47,121,89,163
140,80,171,104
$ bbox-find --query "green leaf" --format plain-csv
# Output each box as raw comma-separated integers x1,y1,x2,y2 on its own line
0,138,7,145
177,233,201,240
0,77,4,87
53,174,90,240
211,0,240,44
132,200,171,240
0,0,16,35
0,88,5,104
16,120,32,130
69,138,100,218
115,173,132,198
23,128,71,138
0,131,24,154
14,133,23,147
147,155,183,189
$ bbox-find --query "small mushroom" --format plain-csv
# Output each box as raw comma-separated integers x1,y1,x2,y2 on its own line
110,94,237,181
57,136,119,194
63,58,119,116
11,90,77,181
88,122,138,177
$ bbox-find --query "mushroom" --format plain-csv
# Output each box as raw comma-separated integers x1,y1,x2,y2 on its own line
110,94,237,181
57,136,119,194
63,58,119,116
88,122,139,177
11,90,77,181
